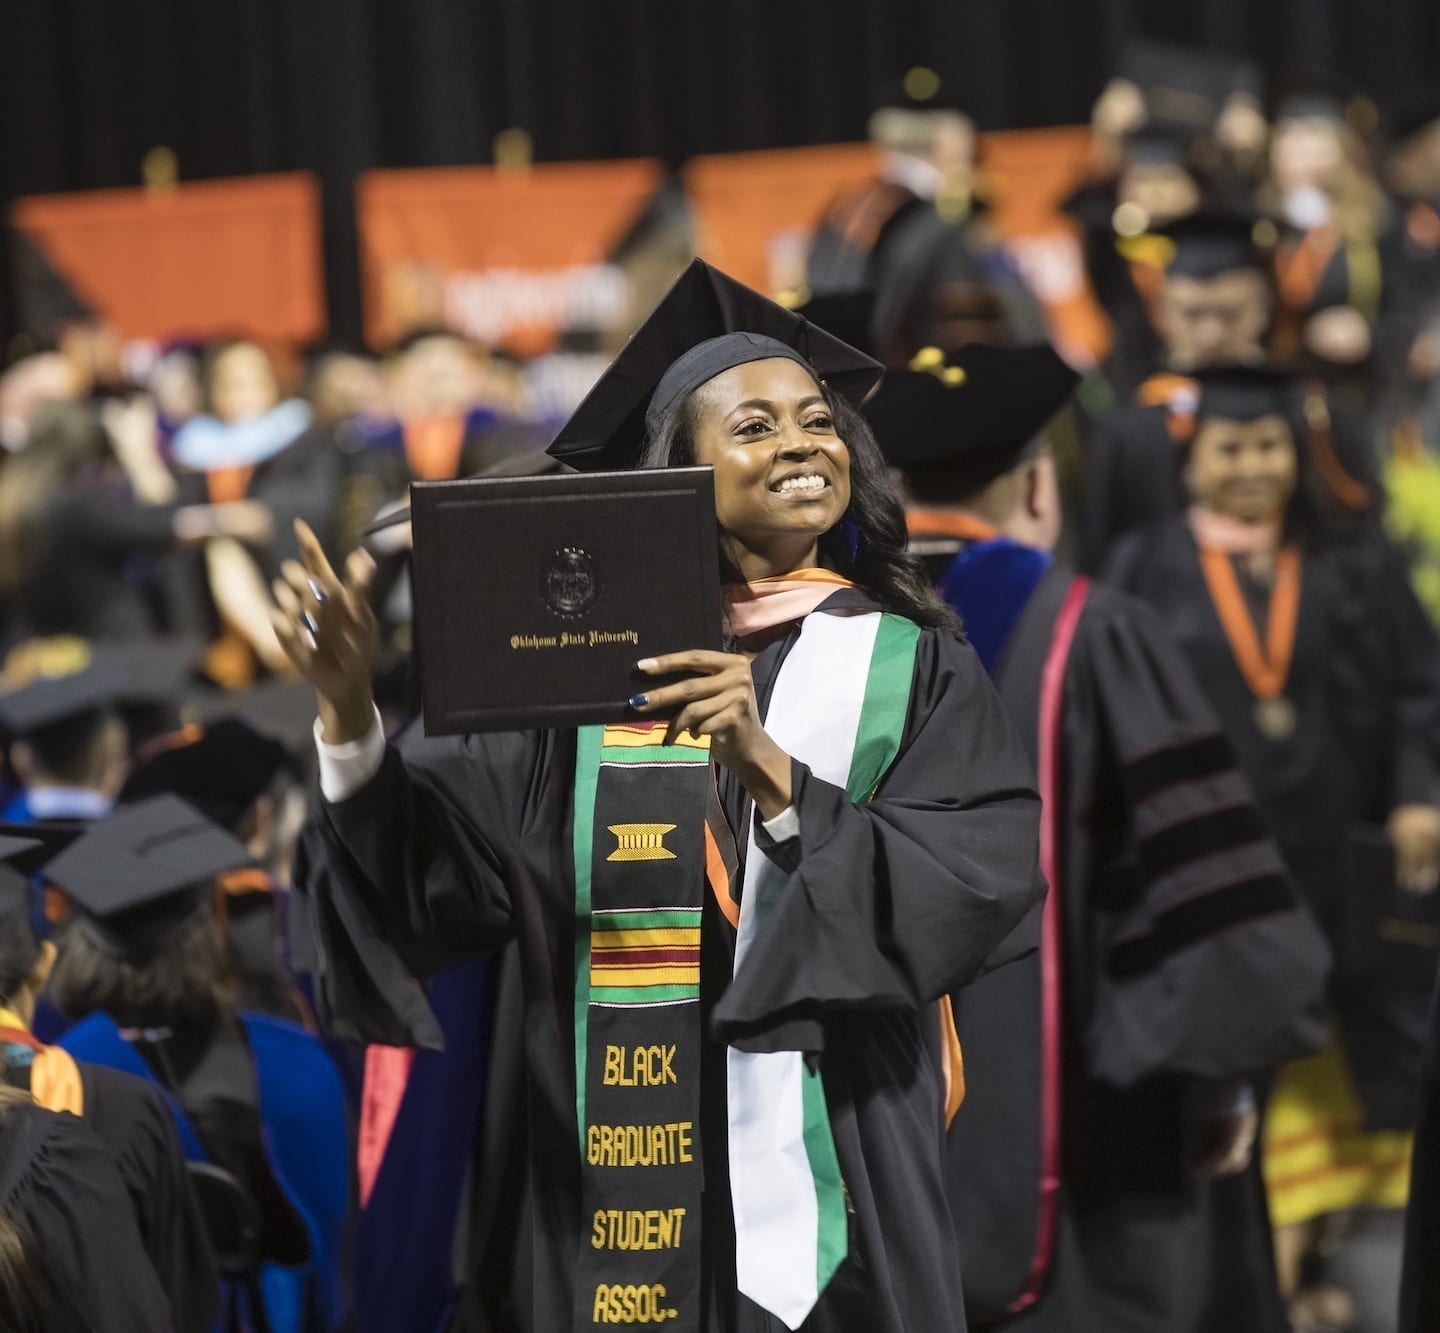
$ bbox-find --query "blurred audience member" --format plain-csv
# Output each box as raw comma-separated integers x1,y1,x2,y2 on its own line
0,402,267,645
1262,75,1388,380
0,352,80,453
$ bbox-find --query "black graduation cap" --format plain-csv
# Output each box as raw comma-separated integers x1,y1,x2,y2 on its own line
864,343,1079,487
120,718,291,831
1124,123,1198,170
870,66,967,116
1119,38,1261,133
41,795,253,964
184,679,320,755
1148,208,1271,279
0,638,201,740
1192,363,1304,424
547,260,884,473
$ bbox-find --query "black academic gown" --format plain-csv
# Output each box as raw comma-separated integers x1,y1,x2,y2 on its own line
2,1053,220,1331
292,595,1044,1333
0,1098,175,1333
943,553,1326,1333
1107,519,1440,1128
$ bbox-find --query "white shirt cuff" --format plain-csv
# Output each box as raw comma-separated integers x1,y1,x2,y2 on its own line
760,805,800,843
314,707,386,802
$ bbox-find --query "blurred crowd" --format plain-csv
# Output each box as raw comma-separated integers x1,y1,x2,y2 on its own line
5,35,1440,1333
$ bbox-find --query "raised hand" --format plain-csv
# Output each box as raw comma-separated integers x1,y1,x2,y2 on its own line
269,520,379,743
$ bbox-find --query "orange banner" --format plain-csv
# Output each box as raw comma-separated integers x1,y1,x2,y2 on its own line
357,160,664,355
685,128,1108,364
12,173,325,346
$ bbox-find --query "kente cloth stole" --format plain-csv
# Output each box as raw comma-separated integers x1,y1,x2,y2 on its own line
572,722,712,1331
568,611,922,1329
729,609,920,1330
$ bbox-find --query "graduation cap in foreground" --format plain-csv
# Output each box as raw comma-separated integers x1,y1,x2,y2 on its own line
40,795,253,964
547,259,884,473
869,66,969,117
864,343,1079,489
121,718,291,831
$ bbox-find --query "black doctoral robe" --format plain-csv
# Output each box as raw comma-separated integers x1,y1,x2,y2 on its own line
3,1048,220,1330
0,1099,177,1333
1106,519,1440,1128
941,549,1327,1332
291,595,1044,1332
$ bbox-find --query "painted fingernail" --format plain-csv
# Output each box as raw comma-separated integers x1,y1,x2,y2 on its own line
308,579,328,603
627,694,649,708
636,658,658,671
302,611,319,635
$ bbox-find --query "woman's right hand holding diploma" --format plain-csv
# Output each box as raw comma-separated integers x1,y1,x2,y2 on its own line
269,519,380,745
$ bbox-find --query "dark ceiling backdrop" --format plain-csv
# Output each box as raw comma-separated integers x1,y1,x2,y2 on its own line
4,0,1440,350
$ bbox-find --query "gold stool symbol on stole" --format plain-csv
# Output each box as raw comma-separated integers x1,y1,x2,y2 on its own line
606,824,678,862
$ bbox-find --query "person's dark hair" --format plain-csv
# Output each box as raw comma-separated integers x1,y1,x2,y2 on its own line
901,437,1048,509
0,1087,50,1332
639,380,959,632
0,914,39,1007
0,402,113,592
47,907,233,1032
20,708,118,786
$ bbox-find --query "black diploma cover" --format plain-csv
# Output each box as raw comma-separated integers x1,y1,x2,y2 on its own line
410,467,723,734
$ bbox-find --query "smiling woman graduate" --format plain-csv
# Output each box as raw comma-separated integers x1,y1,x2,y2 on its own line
278,260,1044,1333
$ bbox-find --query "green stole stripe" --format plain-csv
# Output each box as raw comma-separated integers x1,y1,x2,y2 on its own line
571,724,603,1156
805,612,921,1288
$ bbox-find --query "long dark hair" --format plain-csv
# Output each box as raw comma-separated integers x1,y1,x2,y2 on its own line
47,907,233,1032
640,380,959,632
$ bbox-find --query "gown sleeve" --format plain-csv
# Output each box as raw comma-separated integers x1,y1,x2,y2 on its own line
1,1103,174,1333
291,725,557,1048
711,629,1045,1051
1062,587,1329,1087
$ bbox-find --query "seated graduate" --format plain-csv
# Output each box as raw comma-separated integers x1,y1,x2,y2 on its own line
1078,209,1376,573
0,1087,179,1332
278,259,1044,1333
0,831,219,1331
1104,365,1440,1329
868,345,1328,1333
44,796,349,1333
120,712,309,1022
